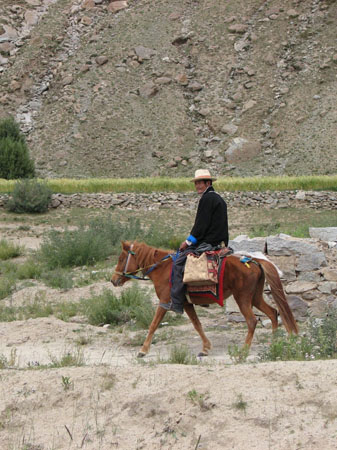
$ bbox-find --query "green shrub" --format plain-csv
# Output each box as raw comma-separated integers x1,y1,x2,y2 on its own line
259,308,337,361
0,276,16,300
16,259,42,279
7,179,51,213
0,239,22,260
0,117,35,179
41,268,74,290
0,117,24,141
38,216,135,268
166,344,198,365
81,285,155,327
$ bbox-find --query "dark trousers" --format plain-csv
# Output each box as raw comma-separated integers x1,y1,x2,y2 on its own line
170,243,213,308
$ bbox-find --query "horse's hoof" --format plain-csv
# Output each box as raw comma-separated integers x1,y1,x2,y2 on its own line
137,352,146,358
198,352,208,357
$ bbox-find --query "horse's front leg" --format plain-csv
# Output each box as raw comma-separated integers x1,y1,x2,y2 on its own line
138,306,167,358
184,303,212,357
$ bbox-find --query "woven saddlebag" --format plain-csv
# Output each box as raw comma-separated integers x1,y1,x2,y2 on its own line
183,252,218,286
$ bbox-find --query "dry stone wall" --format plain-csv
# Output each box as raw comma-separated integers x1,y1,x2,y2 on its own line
1,190,336,210
227,230,337,323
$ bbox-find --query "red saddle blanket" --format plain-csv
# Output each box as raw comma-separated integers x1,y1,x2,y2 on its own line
186,255,227,307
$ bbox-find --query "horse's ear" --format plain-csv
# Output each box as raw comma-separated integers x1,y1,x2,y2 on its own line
122,241,130,251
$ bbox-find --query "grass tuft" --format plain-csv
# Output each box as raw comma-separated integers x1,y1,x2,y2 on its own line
81,284,155,328
0,238,22,260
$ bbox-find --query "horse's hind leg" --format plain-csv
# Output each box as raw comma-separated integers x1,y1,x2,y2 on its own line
184,303,212,356
253,295,278,332
235,295,258,347
138,306,167,358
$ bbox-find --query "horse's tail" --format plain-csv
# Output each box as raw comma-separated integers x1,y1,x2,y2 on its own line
257,259,299,335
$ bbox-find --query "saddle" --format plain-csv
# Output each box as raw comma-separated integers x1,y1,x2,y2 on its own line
183,247,233,286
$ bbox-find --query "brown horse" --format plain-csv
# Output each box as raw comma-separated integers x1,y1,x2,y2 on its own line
111,241,298,357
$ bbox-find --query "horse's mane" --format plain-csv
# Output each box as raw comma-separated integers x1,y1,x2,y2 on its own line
132,241,171,268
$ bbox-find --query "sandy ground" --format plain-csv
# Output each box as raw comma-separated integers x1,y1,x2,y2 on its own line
1,214,337,449
1,313,337,450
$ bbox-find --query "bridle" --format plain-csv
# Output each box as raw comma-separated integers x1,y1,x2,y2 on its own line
114,243,174,281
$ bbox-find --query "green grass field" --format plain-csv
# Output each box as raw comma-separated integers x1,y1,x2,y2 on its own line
0,175,336,194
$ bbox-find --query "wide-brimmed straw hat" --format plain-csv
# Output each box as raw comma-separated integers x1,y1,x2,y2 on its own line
190,169,217,182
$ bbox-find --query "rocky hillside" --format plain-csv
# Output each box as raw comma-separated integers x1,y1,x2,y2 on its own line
0,0,336,178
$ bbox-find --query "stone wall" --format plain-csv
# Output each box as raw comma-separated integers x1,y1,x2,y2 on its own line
0,190,336,210
226,230,337,322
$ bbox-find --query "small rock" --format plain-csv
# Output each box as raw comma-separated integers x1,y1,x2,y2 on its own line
82,0,95,9
287,9,299,18
0,55,8,65
2,25,17,39
138,82,158,98
188,81,203,92
24,10,39,26
62,75,73,86
95,55,108,65
168,12,182,21
172,34,190,46
167,160,177,168
234,39,249,52
175,73,188,85
242,99,256,112
228,24,248,34
108,1,128,13
10,80,21,91
222,123,238,136
81,16,92,26
0,42,15,54
155,77,171,85
134,46,156,60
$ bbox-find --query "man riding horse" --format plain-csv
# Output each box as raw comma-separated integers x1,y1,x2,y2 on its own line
160,169,229,314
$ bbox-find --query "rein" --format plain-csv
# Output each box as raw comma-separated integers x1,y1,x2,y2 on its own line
114,244,173,281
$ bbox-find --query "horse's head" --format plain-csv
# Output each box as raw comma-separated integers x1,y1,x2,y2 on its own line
111,241,139,287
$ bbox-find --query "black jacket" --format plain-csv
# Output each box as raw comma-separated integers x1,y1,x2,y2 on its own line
190,186,229,246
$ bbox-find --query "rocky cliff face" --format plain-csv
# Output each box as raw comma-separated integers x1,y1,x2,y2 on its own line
0,0,336,178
